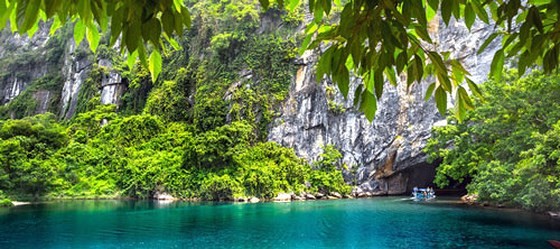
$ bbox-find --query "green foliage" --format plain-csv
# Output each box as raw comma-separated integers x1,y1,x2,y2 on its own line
234,142,309,198
1,0,191,81
75,65,104,116
6,0,560,122
310,145,351,194
0,113,67,196
426,71,560,211
0,0,354,202
291,0,560,121
0,190,12,207
188,121,255,169
145,80,191,122
200,173,242,201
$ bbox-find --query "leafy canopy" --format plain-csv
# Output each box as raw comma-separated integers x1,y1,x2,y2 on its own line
1,0,559,120
425,71,560,211
0,0,191,82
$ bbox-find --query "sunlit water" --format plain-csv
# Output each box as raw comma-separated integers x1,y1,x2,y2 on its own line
0,198,559,248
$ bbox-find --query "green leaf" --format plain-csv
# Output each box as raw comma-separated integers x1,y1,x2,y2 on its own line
490,49,505,80
435,86,447,115
259,0,270,9
166,35,181,50
110,7,123,46
365,71,374,94
425,82,436,101
456,93,466,122
0,0,11,30
359,90,377,121
77,0,91,22
530,7,543,33
73,20,86,47
427,0,439,10
471,0,489,24
426,2,437,22
18,0,41,33
456,86,474,122
298,34,312,55
181,7,191,28
466,78,484,100
353,84,363,106
458,86,474,110
385,67,398,87
173,10,184,36
477,33,498,55
316,46,334,82
374,70,383,98
414,54,424,82
414,25,433,43
441,0,452,25
396,51,408,74
287,0,300,11
127,50,138,70
161,10,174,36
125,21,141,52
86,24,100,52
144,17,162,46
335,65,350,97
437,72,452,91
313,2,324,22
464,3,475,30
428,51,446,74
149,50,163,83
173,0,183,13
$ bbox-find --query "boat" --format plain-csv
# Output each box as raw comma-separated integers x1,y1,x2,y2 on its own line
412,187,436,201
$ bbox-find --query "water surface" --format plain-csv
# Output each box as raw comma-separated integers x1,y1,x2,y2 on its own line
0,198,559,248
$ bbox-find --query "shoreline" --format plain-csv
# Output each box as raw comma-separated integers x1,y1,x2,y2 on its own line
6,194,558,220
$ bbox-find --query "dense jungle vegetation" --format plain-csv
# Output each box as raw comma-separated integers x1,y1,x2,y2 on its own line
0,0,350,201
427,71,560,212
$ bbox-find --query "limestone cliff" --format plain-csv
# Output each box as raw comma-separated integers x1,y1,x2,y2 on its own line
0,24,125,119
269,18,500,195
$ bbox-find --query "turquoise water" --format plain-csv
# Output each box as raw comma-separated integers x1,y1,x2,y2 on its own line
0,198,559,248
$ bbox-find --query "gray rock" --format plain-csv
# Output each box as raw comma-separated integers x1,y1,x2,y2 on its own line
305,193,316,200
153,192,175,201
292,195,305,201
330,192,342,199
273,193,292,202
0,24,125,119
268,16,499,195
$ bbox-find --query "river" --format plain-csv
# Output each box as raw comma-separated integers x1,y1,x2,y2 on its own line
0,198,559,248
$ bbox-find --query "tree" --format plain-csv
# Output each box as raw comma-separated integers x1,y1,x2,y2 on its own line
425,71,560,210
1,0,557,120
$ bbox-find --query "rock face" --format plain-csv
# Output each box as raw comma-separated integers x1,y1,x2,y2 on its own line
0,24,51,106
59,41,92,119
0,24,125,119
268,18,499,195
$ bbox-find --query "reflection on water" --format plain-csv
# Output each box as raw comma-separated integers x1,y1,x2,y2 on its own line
0,198,559,249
